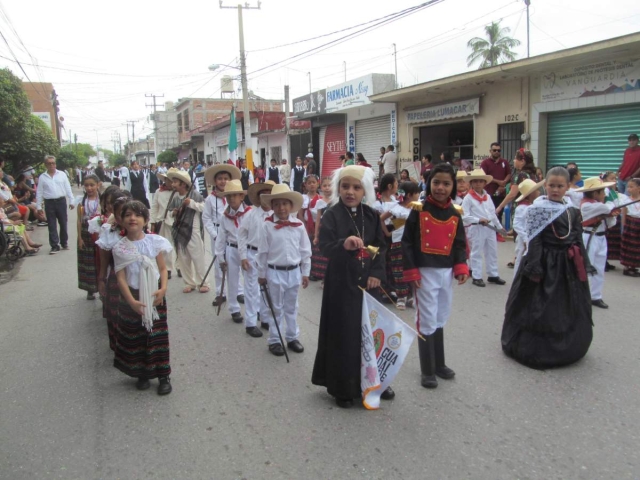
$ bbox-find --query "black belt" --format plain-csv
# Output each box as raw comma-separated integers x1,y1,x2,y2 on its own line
268,264,300,271
247,245,258,251
226,242,238,248
45,196,65,202
584,230,606,236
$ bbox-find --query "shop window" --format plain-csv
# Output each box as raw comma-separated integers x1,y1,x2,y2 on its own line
419,121,474,162
270,146,282,163
183,109,190,131
497,122,525,163
177,112,182,133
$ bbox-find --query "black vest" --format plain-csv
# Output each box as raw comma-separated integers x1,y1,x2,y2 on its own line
240,169,251,190
129,171,145,194
268,167,280,183
292,167,304,192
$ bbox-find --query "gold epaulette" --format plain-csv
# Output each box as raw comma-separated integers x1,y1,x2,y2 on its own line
409,201,423,212
453,204,463,215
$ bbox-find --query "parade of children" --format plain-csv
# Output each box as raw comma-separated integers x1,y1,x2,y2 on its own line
29,154,636,409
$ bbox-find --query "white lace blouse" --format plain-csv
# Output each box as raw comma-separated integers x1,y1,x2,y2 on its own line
112,234,172,289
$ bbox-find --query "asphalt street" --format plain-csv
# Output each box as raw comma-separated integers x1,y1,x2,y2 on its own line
1,199,639,479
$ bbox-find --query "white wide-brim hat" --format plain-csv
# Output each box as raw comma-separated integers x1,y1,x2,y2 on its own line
515,178,546,202
204,164,241,186
575,176,616,193
167,169,192,187
248,180,276,206
465,168,493,184
218,179,246,196
260,184,303,212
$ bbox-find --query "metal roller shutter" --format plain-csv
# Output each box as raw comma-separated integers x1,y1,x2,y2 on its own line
355,115,391,167
547,104,640,177
321,122,346,178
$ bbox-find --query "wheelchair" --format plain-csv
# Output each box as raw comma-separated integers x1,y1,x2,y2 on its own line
0,222,26,261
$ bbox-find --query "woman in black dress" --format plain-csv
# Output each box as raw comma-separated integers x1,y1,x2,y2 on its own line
501,167,595,369
311,166,390,408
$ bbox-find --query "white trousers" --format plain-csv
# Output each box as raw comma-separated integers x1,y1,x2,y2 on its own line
209,234,226,297
158,223,175,272
225,245,242,314
513,235,526,276
468,224,499,279
414,267,453,336
243,249,261,328
177,233,209,289
583,233,607,301
266,268,301,345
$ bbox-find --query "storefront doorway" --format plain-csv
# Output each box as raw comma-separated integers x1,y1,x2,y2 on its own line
419,121,473,163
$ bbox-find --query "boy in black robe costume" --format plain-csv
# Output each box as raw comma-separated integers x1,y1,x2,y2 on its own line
311,166,388,408
501,167,595,369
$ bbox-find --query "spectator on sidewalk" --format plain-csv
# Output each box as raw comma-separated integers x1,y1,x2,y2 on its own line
617,133,640,194
36,155,75,255
380,145,397,177
480,142,512,223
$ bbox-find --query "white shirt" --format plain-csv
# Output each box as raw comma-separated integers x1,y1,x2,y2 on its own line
565,188,583,207
202,192,227,240
238,207,272,261
215,204,251,257
461,190,502,228
150,189,175,226
112,234,172,290
374,197,397,225
120,166,129,177
257,214,312,278
513,203,531,237
388,203,412,243
581,200,616,232
36,169,74,209
382,151,397,174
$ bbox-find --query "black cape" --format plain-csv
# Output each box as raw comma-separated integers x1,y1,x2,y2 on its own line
501,206,594,369
311,201,386,400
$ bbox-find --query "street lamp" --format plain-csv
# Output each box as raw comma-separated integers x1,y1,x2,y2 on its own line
208,61,252,167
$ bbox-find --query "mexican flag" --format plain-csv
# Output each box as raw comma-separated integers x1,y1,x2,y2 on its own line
361,291,417,410
228,107,238,163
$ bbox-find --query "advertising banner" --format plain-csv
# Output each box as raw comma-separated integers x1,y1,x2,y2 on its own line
405,98,479,124
326,74,374,112
292,89,326,116
541,60,640,102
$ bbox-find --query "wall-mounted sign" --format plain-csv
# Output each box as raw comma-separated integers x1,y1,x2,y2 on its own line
541,60,640,102
32,112,52,130
325,74,374,112
406,98,479,124
390,109,397,146
292,89,326,116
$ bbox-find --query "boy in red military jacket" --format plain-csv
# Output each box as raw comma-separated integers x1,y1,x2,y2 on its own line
401,163,469,390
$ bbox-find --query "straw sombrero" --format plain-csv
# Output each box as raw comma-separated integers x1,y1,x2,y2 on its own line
575,176,616,193
456,170,471,180
218,179,246,196
248,180,276,206
515,178,546,203
204,164,241,186
167,169,192,187
465,168,493,183
260,184,303,212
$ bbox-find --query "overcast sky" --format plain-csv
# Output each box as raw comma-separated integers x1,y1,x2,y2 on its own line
1,0,639,152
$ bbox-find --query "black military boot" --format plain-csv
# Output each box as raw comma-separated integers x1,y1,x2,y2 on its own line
418,335,438,389
434,328,455,379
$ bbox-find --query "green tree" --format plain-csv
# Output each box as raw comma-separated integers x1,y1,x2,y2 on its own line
57,146,87,171
466,21,521,69
99,148,114,160
109,153,127,167
73,142,96,161
157,149,177,165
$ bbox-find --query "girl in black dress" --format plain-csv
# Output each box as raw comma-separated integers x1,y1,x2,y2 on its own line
501,167,595,369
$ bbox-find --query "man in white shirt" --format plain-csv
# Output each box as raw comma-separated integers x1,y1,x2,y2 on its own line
36,155,75,254
279,159,291,185
381,145,398,177
119,164,130,190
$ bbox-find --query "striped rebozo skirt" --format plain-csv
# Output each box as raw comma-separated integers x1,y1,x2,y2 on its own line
310,242,328,279
77,221,98,293
389,241,410,298
606,223,622,261
621,216,640,268
114,288,171,379
103,268,119,352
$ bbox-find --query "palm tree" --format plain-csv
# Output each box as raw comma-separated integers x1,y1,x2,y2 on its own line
467,21,521,69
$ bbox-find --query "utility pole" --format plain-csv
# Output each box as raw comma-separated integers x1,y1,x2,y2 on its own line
525,0,531,58
284,85,291,161
145,93,164,164
126,120,139,164
392,43,398,89
220,1,261,171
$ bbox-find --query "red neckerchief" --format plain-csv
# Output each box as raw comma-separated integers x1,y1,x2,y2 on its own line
305,194,321,235
426,195,452,209
211,190,227,205
469,189,488,202
458,190,468,198
518,199,532,206
159,184,170,192
266,215,303,229
224,205,251,227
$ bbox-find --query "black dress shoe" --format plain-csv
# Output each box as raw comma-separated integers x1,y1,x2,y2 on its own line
157,376,172,395
623,269,640,277
167,270,172,279
309,275,319,282
605,262,616,272
212,295,227,307
237,294,245,304
487,276,506,285
136,377,150,390
421,374,438,389
287,340,304,353
472,279,486,287
436,366,456,379
592,299,609,309
231,312,243,323
380,386,395,400
246,326,263,337
261,322,270,330
335,397,354,408
269,343,285,356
